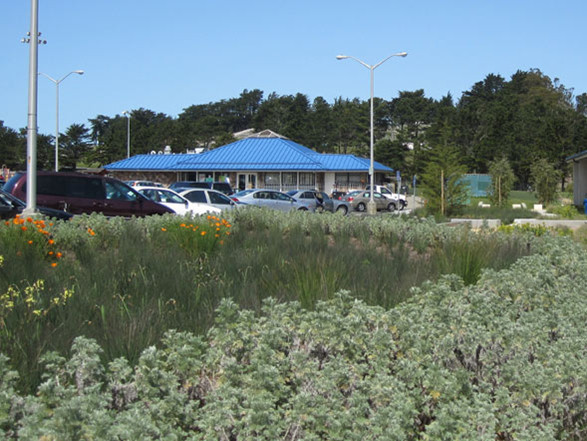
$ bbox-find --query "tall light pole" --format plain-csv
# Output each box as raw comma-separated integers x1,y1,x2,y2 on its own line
122,110,131,158
21,0,41,215
39,70,84,171
336,51,407,215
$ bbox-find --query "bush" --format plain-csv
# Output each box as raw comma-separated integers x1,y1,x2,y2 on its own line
3,235,587,439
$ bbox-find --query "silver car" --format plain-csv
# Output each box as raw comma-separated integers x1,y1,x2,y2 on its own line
231,189,310,212
286,190,350,215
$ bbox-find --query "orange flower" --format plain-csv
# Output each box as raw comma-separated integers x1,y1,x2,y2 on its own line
28,240,33,245
200,231,207,236
26,217,33,223
51,262,58,268
161,227,167,232
56,252,63,258
48,239,55,245
21,226,27,231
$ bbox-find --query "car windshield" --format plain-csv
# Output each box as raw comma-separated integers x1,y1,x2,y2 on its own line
234,189,256,197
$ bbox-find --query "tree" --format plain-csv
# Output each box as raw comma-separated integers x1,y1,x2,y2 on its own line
421,144,468,217
60,124,92,170
0,121,25,169
487,157,515,207
530,158,560,205
374,138,408,172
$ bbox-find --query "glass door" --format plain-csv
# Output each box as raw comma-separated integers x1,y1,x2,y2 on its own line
237,173,257,191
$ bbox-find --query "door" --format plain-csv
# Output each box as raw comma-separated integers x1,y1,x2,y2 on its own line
237,173,257,191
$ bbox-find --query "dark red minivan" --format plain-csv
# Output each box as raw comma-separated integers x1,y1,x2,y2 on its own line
3,171,174,217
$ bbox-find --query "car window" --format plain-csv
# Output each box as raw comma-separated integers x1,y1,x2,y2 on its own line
105,181,139,201
209,192,231,205
234,189,255,197
273,192,292,201
301,192,314,199
212,183,232,194
380,187,391,195
159,190,184,204
254,191,270,199
140,189,159,201
182,190,208,203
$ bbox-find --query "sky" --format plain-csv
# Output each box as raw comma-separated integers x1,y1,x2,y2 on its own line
2,0,587,137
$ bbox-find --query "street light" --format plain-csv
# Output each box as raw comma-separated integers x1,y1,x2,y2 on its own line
122,110,131,158
336,52,407,214
39,70,84,171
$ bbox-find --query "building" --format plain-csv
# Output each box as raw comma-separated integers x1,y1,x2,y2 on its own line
104,130,393,193
567,149,587,206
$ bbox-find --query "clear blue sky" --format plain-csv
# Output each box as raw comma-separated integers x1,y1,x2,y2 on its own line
2,0,586,136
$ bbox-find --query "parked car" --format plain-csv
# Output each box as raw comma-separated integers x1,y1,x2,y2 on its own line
365,185,407,210
286,190,350,215
125,180,165,188
135,186,221,216
343,190,397,212
3,171,174,217
230,189,310,212
179,188,238,212
169,181,234,196
0,189,73,220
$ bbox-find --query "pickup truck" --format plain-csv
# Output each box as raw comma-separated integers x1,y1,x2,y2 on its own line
365,185,407,210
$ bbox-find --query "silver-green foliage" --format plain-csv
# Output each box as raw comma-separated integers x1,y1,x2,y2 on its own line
3,235,587,439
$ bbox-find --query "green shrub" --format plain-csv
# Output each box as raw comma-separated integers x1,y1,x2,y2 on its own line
4,235,587,439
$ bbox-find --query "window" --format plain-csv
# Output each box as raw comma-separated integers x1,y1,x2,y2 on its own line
105,181,138,201
159,190,184,204
209,192,231,205
265,173,280,189
299,173,315,188
282,172,297,187
183,190,207,203
335,173,363,189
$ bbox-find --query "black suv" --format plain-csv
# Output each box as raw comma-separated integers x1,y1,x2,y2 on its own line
169,181,234,196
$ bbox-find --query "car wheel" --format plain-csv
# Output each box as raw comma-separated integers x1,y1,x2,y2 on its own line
316,205,324,213
298,207,308,211
357,202,366,212
388,203,396,212
336,205,348,215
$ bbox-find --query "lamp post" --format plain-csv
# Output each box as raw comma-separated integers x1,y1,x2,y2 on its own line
336,51,407,214
122,110,131,158
39,70,84,171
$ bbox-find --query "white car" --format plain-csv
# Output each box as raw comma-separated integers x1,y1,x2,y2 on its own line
135,186,221,216
179,188,239,212
365,185,407,210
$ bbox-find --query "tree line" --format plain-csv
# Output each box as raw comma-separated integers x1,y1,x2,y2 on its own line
1,68,586,189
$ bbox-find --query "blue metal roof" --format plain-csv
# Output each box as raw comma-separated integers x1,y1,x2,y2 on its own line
104,137,393,172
